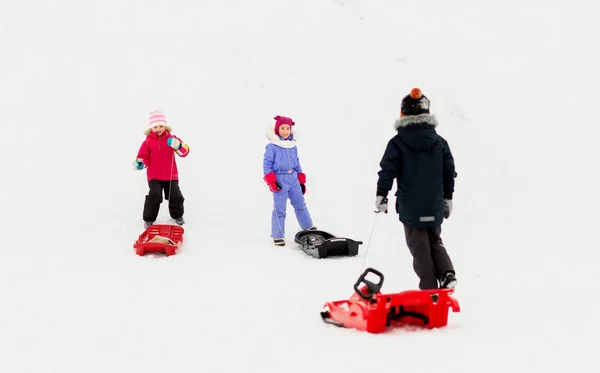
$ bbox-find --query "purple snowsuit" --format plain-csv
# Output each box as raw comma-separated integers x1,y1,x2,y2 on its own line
263,131,313,238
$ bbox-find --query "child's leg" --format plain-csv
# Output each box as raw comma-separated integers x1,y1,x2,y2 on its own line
427,226,455,279
271,191,288,238
164,180,185,219
403,225,438,290
143,180,164,222
288,184,313,230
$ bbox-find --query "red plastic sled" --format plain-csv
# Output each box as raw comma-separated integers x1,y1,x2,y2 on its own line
321,268,460,333
133,224,184,256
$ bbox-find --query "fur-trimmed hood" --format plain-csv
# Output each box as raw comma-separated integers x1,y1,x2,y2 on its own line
265,124,297,149
393,114,440,152
394,114,438,130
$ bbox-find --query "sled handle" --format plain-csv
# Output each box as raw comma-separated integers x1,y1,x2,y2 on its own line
354,267,384,301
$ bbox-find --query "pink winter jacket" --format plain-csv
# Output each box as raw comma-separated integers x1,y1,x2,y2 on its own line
136,131,190,181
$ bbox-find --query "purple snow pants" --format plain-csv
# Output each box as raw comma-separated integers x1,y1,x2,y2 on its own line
270,173,313,238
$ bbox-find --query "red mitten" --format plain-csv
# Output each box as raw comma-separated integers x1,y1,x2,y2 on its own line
298,172,306,195
264,172,281,193
297,172,306,184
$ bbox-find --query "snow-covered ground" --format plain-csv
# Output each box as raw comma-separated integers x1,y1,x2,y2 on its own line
1,0,599,372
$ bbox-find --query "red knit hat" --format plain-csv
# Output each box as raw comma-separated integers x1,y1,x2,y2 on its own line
274,115,295,135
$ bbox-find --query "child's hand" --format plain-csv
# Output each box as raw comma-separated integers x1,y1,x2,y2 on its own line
263,172,282,193
375,196,388,213
133,158,146,170
168,137,181,149
444,199,453,218
298,172,306,195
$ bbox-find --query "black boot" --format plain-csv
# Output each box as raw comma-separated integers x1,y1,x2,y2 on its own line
440,271,457,289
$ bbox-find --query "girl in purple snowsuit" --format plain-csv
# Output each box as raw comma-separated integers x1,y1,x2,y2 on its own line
263,115,315,246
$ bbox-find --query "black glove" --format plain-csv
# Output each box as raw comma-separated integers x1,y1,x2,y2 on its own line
300,184,306,195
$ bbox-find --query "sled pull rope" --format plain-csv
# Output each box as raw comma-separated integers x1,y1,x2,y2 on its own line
359,213,379,273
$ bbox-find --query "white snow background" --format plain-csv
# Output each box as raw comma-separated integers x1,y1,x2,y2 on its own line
1,0,599,372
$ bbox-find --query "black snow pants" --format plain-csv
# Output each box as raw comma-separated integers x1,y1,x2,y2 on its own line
143,179,185,222
403,225,454,290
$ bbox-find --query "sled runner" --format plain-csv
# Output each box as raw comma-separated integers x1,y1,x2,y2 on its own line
134,224,184,256
321,268,460,333
294,229,362,259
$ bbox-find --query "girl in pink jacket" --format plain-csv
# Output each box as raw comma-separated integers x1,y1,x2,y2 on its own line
134,110,190,228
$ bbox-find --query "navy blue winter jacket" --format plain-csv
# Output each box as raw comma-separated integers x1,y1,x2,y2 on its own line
376,114,457,228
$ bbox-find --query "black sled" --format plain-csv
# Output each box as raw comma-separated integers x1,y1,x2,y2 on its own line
294,229,362,259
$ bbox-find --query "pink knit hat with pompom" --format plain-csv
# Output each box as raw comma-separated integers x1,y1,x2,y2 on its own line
149,109,167,128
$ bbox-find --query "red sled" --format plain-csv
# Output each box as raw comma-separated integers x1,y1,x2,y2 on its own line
133,224,184,256
321,268,460,333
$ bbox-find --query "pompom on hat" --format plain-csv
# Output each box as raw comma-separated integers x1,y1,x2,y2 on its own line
149,109,167,128
274,115,295,135
400,88,431,116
